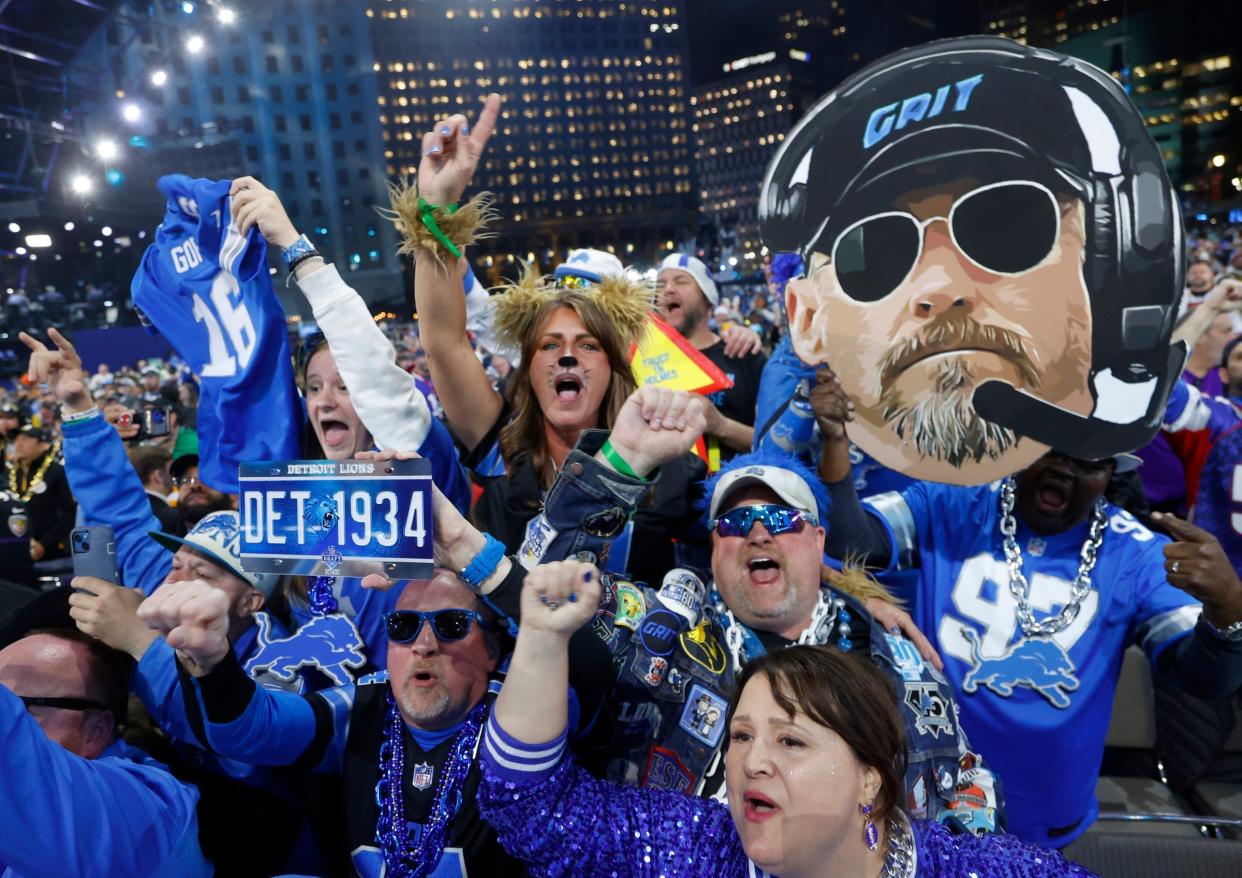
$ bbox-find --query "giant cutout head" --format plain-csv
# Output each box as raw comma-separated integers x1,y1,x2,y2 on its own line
761,37,1186,484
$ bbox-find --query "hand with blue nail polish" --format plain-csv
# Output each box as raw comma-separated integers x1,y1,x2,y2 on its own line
519,559,600,636
417,93,504,208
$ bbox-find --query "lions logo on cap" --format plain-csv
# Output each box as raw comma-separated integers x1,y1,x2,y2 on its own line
190,512,241,556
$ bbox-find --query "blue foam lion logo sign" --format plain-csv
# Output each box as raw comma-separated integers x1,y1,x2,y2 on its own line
244,612,366,687
960,626,1079,709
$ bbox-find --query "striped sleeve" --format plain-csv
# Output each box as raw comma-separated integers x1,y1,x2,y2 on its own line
482,716,569,785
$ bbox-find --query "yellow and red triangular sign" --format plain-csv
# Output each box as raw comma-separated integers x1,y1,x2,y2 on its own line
630,316,734,472
629,315,733,395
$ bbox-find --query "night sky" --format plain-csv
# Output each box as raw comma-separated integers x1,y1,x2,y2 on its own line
685,0,786,86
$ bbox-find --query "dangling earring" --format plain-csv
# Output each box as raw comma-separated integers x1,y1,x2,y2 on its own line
860,802,879,851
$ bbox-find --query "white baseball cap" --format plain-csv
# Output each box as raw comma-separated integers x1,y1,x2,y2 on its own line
658,253,720,307
150,510,276,597
554,248,625,284
708,464,820,524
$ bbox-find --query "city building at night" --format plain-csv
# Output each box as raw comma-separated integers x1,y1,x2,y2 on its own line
368,0,698,277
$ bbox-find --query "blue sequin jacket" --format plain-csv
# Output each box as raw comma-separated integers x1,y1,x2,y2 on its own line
478,716,1098,878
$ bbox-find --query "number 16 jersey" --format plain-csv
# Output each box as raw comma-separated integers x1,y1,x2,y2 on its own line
132,175,302,492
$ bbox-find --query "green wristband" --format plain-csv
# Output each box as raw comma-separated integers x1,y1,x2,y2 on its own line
417,197,462,259
601,439,645,481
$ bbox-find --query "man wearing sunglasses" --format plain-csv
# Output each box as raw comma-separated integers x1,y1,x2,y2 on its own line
0,628,211,877
763,37,1184,487
814,377,1242,849
524,448,1003,836
140,564,612,878
785,169,1094,486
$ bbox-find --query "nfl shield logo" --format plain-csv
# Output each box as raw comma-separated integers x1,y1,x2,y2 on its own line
321,545,343,573
411,762,434,791
7,512,28,539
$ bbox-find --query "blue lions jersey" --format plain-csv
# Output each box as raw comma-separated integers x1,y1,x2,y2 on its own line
866,481,1199,847
132,175,302,492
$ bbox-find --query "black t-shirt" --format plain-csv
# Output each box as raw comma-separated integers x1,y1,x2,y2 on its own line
700,340,767,462
340,685,530,877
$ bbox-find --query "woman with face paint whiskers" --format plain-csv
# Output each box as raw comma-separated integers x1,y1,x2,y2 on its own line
377,95,712,586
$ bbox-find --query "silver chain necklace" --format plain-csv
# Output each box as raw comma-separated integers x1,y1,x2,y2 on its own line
879,811,917,878
1000,476,1107,637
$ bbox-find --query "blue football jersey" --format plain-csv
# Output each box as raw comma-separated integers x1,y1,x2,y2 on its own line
866,480,1199,847
131,175,302,492
1196,421,1242,577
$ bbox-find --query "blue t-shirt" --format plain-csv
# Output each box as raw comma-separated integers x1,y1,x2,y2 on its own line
867,480,1200,847
131,175,302,492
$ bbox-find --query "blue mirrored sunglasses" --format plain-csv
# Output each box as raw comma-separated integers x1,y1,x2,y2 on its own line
385,609,491,644
710,504,809,538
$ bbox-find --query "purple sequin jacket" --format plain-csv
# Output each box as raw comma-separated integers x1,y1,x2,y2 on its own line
478,717,1098,878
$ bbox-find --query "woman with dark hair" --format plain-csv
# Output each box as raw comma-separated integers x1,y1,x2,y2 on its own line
393,96,707,583
477,559,1098,878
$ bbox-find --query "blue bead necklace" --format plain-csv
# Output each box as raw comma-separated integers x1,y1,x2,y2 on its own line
308,575,339,615
374,693,487,878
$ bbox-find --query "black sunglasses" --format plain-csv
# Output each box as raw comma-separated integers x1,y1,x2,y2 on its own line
385,609,491,644
20,695,110,712
821,181,1061,303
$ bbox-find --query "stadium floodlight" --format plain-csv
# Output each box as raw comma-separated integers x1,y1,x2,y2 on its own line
186,34,205,54
150,70,168,86
6,222,18,233
64,222,75,231
70,175,93,195
95,139,119,160
25,234,52,249
122,103,141,122
216,6,236,25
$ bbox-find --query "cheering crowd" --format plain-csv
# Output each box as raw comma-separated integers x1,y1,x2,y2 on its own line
3,40,1242,878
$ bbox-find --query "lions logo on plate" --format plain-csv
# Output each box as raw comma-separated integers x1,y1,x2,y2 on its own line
304,494,338,534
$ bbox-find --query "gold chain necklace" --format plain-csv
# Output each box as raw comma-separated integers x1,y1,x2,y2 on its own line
8,440,60,503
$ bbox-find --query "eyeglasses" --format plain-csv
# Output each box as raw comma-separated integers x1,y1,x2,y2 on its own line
173,475,199,488
821,181,1061,304
710,504,810,538
20,695,110,712
385,609,492,644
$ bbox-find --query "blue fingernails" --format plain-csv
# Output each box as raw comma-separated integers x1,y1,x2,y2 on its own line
460,124,470,136
539,594,548,604
583,571,593,582
424,145,442,156
568,592,578,603
440,126,451,136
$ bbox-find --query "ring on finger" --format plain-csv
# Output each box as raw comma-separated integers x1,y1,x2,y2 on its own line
1171,560,1180,574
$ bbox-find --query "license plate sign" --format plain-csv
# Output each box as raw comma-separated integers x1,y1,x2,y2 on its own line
239,458,434,579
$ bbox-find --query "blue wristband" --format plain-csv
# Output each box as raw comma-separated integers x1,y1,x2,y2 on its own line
458,533,506,592
281,234,317,267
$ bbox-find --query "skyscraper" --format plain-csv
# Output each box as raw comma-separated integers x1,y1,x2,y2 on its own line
67,0,401,303
691,51,820,271
367,0,697,272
